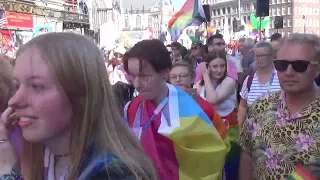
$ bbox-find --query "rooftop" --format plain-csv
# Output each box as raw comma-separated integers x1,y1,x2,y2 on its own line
122,0,171,10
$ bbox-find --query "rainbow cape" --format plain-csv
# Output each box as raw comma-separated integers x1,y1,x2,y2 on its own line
287,164,316,180
126,84,227,180
168,0,206,41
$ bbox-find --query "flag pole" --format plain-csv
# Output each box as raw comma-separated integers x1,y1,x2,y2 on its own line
259,17,262,41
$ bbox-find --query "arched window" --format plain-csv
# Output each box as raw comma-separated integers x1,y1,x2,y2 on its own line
125,16,129,28
136,15,141,28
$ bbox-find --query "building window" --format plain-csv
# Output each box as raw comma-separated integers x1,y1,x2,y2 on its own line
282,7,286,15
222,8,226,14
136,15,141,28
247,15,250,22
228,18,231,25
213,9,217,16
277,7,281,15
148,16,152,27
244,16,247,23
272,8,276,16
227,7,231,14
283,18,286,27
125,16,129,28
288,6,291,15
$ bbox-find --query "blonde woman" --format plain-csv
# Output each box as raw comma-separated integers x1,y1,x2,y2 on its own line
0,33,157,179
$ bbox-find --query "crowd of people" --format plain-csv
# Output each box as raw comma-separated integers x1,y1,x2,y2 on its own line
0,31,319,180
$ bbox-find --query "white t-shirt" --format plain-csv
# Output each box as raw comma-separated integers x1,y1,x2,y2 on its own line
240,69,282,105
198,84,237,117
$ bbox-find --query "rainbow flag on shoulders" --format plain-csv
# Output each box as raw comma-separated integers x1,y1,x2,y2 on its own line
287,164,316,180
125,84,228,180
168,0,206,41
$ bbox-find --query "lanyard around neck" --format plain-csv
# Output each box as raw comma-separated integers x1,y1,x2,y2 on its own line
140,97,169,131
267,73,276,92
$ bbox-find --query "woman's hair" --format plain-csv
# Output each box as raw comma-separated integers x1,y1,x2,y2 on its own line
112,81,135,116
0,54,14,112
200,50,227,86
123,39,172,74
16,33,157,180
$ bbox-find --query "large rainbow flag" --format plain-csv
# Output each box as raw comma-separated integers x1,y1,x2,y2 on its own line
168,0,206,41
125,84,228,180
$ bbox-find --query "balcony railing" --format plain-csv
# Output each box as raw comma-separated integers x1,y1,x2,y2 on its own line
0,0,89,24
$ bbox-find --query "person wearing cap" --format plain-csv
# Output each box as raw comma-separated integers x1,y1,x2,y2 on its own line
184,40,206,68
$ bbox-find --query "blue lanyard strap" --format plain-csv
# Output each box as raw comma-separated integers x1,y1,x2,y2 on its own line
140,97,169,131
268,73,275,92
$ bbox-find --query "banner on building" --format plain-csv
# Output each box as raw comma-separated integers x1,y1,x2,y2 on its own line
5,11,33,29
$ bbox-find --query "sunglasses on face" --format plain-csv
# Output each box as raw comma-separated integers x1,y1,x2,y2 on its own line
273,59,319,73
192,46,200,50
212,42,225,46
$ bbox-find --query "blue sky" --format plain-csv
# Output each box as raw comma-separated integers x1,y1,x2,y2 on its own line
172,0,185,11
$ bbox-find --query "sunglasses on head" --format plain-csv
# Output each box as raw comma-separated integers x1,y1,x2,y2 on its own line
273,59,319,73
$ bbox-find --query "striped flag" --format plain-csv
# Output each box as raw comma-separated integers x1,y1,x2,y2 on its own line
0,9,8,26
168,0,206,41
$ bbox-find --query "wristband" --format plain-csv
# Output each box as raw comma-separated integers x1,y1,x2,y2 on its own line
0,169,23,180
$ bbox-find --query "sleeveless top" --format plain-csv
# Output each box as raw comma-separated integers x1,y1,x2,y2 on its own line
199,85,237,117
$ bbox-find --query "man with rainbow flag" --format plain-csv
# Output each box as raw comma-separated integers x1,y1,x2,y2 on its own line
123,39,228,180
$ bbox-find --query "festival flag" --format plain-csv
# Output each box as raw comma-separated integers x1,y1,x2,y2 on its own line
231,40,239,56
287,164,316,180
125,84,227,179
207,24,216,36
147,26,153,40
247,21,253,31
168,0,206,41
0,9,8,26
250,12,271,30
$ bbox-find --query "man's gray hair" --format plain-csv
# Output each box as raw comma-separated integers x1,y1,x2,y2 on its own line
239,37,255,49
254,41,273,54
281,33,320,62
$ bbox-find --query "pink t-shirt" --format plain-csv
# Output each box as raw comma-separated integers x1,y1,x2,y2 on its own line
194,59,238,84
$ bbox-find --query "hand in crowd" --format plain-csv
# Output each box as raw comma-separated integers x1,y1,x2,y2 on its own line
197,62,206,75
202,63,210,77
0,107,19,175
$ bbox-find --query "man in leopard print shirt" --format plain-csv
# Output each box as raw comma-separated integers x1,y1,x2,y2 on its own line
238,33,320,180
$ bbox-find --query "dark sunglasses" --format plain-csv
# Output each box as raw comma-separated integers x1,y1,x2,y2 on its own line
192,46,200,50
213,42,226,46
273,59,319,73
